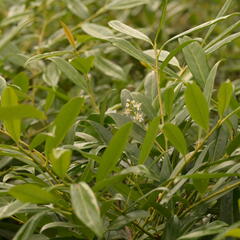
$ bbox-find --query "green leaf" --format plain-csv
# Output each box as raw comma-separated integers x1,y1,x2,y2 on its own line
50,57,87,91
70,183,104,238
0,200,28,220
165,14,237,45
138,117,160,164
24,50,71,66
9,184,57,204
13,211,47,240
178,221,228,240
111,38,155,67
50,148,72,179
96,122,132,181
204,0,233,41
180,36,209,87
45,97,83,154
0,105,46,120
225,228,240,238
94,165,152,192
108,20,152,44
163,123,187,155
163,86,175,117
13,72,29,93
109,210,149,230
81,23,114,40
206,32,240,54
40,222,77,233
94,56,126,81
204,61,222,104
70,56,95,74
184,83,209,130
205,19,240,50
107,0,150,10
192,178,209,194
65,0,89,19
1,87,21,142
217,81,233,117
144,49,181,69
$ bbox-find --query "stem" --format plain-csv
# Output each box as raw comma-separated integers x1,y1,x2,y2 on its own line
180,180,240,217
85,74,99,113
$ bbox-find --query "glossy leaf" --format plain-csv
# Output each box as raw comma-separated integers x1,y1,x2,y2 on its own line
0,200,28,220
81,23,114,40
111,38,155,67
70,183,104,238
108,20,152,44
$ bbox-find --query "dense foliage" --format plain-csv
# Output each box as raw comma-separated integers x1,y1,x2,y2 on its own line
0,0,240,239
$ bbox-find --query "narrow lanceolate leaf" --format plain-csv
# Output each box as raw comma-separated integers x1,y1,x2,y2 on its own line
0,200,28,220
70,183,104,238
108,20,152,44
60,21,76,48
204,61,222,104
24,50,71,66
96,122,132,181
81,23,114,40
45,97,83,154
163,123,187,155
205,32,240,54
0,105,45,120
1,87,21,142
111,38,155,67
204,0,233,41
217,81,233,118
50,149,72,179
107,0,150,10
184,83,209,130
9,184,57,204
13,211,46,240
180,36,209,88
138,117,160,164
165,14,236,45
50,57,87,91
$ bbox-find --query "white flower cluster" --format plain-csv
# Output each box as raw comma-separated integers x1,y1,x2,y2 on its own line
124,99,144,123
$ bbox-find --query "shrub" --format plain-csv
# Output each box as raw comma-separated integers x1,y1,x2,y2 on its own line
0,0,240,239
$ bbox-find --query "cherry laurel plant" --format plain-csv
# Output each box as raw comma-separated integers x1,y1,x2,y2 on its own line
0,0,240,239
